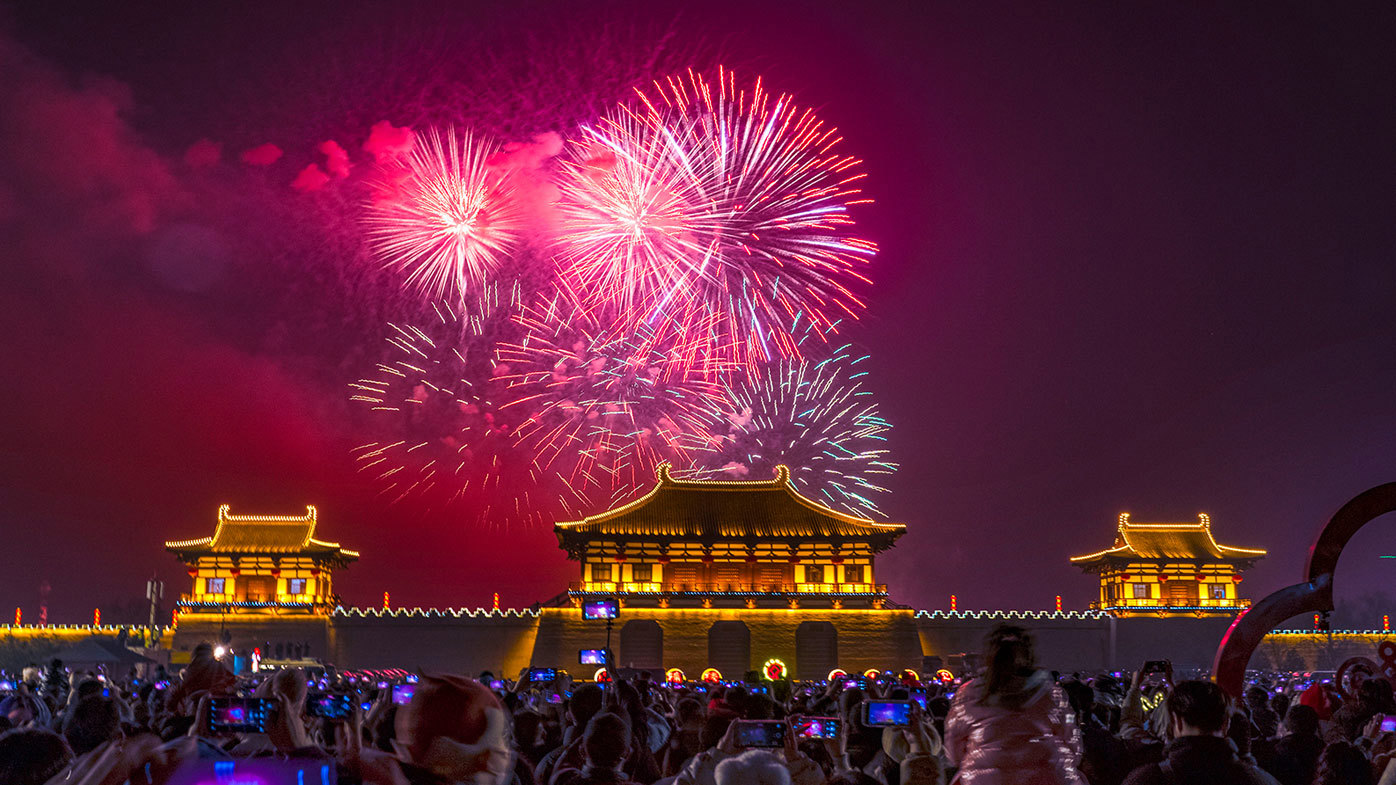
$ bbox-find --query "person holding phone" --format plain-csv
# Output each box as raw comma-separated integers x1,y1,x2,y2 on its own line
944,624,1085,784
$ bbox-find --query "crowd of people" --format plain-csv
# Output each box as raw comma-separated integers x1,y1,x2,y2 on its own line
2,625,1395,784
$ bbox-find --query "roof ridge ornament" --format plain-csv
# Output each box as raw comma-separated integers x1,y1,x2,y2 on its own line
1199,512,1210,531
656,461,673,483
775,464,790,484
1117,512,1130,532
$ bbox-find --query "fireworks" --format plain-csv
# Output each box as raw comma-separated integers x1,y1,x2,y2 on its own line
556,67,876,371
347,68,898,524
348,298,577,525
364,127,523,302
496,283,726,506
700,342,896,518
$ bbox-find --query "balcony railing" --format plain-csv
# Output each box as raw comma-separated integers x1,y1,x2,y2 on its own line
1093,597,1251,610
569,582,888,595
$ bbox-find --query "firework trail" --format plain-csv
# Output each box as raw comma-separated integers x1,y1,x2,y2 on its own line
496,280,728,507
700,340,896,518
364,127,523,303
347,292,583,525
556,67,877,372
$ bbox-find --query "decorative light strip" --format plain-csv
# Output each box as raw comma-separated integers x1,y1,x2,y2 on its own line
914,609,1109,620
0,624,165,631
333,606,540,619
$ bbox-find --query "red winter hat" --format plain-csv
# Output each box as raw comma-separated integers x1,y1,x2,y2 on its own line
396,674,502,763
1298,683,1332,720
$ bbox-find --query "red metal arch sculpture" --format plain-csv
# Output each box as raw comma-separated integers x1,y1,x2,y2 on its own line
1213,482,1396,697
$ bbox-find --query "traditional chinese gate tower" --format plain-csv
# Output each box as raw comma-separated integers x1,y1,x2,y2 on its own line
555,463,906,610
166,505,358,614
1071,513,1265,617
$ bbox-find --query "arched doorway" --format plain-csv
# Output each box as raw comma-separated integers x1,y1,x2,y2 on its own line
619,619,663,672
795,621,838,681
708,621,751,677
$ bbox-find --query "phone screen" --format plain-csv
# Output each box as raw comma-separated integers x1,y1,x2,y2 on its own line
166,758,336,785
582,599,619,620
1383,715,1396,733
391,684,416,705
911,692,927,709
735,720,786,748
792,716,840,739
579,649,607,664
308,693,355,720
864,700,912,727
530,668,557,683
208,697,271,734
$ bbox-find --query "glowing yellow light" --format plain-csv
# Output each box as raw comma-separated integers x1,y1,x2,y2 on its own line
701,668,722,683
665,668,685,684
762,659,787,681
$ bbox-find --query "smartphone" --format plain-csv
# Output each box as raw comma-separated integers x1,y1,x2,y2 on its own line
0,680,15,691
529,668,558,683
579,649,607,665
547,693,564,704
1142,660,1170,674
582,598,619,620
489,679,505,690
734,720,786,748
405,674,419,683
792,716,841,739
1382,715,1396,733
307,692,355,720
391,684,416,705
376,681,389,690
207,697,272,734
864,700,913,727
165,758,336,785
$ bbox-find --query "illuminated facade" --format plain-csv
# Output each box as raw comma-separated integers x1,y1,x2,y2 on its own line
166,505,358,614
555,463,906,610
1071,513,1265,617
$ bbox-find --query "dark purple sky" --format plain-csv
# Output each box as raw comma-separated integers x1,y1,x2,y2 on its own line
2,2,1394,625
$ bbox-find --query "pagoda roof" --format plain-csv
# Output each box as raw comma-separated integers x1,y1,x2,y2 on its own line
555,464,906,555
165,505,359,561
1071,513,1265,570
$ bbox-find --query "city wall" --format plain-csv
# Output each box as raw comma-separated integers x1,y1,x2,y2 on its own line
47,612,1390,679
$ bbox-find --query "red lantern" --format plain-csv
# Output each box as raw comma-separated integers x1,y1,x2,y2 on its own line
613,555,627,563
1232,575,1243,584
831,557,845,565
1120,574,1132,581
787,555,801,565
271,569,281,578
1195,574,1206,582
1158,575,1169,583
658,556,671,564
186,568,198,577
309,568,320,577
745,555,760,564
701,555,714,565
230,568,241,577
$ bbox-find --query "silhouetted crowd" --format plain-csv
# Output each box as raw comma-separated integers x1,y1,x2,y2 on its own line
2,625,1395,784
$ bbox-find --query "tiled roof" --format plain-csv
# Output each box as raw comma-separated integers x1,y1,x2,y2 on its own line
556,464,906,552
1071,513,1265,568
166,505,359,560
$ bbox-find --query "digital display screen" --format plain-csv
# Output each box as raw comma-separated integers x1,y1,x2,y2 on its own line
308,693,355,719
167,758,336,785
391,684,415,705
792,716,840,739
735,720,786,748
208,697,271,734
579,649,606,664
864,700,912,726
529,668,557,682
582,599,619,620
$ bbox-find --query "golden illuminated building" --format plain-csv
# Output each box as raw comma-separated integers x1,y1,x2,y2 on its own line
166,505,358,613
555,463,906,609
1071,513,1265,617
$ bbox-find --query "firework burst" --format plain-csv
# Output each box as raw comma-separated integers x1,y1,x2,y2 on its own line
348,296,578,525
556,67,877,372
701,341,896,518
364,127,523,302
496,282,727,506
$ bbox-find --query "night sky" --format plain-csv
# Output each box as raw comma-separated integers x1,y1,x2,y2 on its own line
2,2,1394,626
